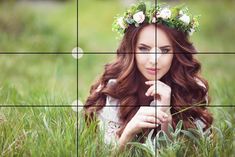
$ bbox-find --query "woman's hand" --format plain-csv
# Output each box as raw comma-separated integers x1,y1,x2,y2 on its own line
118,106,168,149
145,80,171,111
125,106,168,135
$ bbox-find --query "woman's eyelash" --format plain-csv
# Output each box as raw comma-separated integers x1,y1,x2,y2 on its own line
138,47,171,53
138,47,150,51
161,48,170,54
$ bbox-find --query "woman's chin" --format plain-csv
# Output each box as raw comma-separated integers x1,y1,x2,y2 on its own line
146,76,156,81
146,76,161,81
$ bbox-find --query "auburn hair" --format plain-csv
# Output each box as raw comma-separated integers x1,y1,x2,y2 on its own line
84,22,213,138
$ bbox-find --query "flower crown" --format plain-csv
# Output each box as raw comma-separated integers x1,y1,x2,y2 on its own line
112,1,200,37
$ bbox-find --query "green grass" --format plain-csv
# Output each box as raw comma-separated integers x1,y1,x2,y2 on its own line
0,107,76,156
0,0,234,156
0,55,77,105
76,107,235,157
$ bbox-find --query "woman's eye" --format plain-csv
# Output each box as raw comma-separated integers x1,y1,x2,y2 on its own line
161,48,170,54
138,47,150,52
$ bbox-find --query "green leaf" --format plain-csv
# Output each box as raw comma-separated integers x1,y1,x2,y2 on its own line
137,2,146,13
168,123,174,134
176,120,183,130
181,130,200,145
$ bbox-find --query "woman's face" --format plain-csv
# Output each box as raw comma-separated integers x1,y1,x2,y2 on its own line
135,25,173,81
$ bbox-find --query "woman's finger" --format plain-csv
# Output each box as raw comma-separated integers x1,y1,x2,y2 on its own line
139,107,168,123
137,121,158,128
145,85,155,96
156,110,169,123
141,115,160,124
145,81,155,85
139,107,156,116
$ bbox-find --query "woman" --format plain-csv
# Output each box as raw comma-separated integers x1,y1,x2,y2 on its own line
84,2,213,149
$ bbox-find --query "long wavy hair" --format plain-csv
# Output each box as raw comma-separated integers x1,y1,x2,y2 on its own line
84,22,213,138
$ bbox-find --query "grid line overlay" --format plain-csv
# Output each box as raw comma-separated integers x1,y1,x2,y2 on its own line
1,52,235,54
155,1,157,155
0,105,234,107
0,0,234,156
75,1,235,156
77,0,79,156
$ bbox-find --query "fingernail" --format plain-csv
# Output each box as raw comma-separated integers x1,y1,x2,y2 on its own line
145,92,148,96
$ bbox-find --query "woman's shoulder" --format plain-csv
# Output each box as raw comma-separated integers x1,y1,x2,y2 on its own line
97,79,120,120
95,79,119,107
106,79,119,106
95,79,117,92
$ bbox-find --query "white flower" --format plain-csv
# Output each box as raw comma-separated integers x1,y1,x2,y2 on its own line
179,14,190,25
133,11,145,24
117,17,126,29
179,10,184,16
71,99,84,112
72,47,83,59
152,17,156,23
157,8,171,19
188,28,195,36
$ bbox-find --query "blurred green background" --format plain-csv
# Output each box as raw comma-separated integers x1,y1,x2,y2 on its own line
0,0,76,52
0,0,234,156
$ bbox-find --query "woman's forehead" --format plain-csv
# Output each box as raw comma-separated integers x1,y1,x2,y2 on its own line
137,25,172,48
136,25,155,47
157,28,172,47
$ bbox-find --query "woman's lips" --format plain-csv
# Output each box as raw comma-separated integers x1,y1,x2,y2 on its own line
146,68,157,75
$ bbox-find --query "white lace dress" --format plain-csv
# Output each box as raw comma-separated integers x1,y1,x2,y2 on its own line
97,79,208,144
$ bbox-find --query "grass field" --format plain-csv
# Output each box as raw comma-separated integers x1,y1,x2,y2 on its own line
0,0,235,156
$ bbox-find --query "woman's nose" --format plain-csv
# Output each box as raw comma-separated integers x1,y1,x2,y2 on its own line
149,47,162,64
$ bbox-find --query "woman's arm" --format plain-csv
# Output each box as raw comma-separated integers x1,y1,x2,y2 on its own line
117,106,169,150
118,125,135,150
160,109,172,138
145,80,172,138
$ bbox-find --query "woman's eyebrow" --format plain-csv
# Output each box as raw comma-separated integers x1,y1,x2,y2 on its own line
139,43,151,48
159,45,172,49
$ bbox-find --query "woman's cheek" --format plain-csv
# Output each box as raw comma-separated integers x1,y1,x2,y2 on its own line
162,55,173,67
